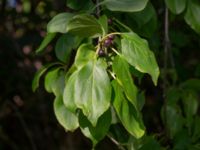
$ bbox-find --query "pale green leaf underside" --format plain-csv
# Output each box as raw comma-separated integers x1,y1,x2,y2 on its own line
54,95,79,131
102,0,148,12
64,59,111,126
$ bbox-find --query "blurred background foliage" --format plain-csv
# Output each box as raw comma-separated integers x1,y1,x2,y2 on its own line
0,0,200,149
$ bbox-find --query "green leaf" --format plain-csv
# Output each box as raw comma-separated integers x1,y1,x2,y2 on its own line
64,59,111,126
102,0,148,12
138,136,162,150
36,33,56,53
112,80,145,138
47,13,74,33
181,79,200,92
54,95,79,131
184,0,200,34
161,105,184,138
67,0,94,12
79,109,111,146
165,0,186,14
126,2,157,38
182,91,198,118
98,15,108,36
112,56,138,109
32,63,60,92
121,32,160,85
67,14,103,38
75,44,95,68
63,71,78,113
55,33,81,63
44,68,65,96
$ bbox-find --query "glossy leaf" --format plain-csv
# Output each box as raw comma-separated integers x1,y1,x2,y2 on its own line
75,44,95,68
112,81,145,138
44,68,65,96
36,33,56,53
79,109,111,146
184,0,200,34
121,32,159,85
112,56,138,109
32,63,60,92
64,59,111,126
47,13,74,33
54,95,79,131
102,0,148,12
63,71,78,113
55,33,81,63
165,0,186,14
67,14,103,37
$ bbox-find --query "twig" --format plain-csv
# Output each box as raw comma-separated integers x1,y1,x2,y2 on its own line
96,0,101,17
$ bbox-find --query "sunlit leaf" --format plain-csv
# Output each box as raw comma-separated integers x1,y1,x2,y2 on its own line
112,80,145,138
47,13,74,33
54,95,79,131
121,32,159,85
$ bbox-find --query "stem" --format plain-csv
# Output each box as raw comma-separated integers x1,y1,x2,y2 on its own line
113,18,132,32
111,47,120,56
163,6,170,136
107,135,126,150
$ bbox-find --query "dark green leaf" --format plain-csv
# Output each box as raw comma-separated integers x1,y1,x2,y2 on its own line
75,44,95,68
64,59,111,126
181,79,200,92
165,0,186,14
121,32,159,85
54,95,79,131
112,56,138,109
67,14,103,37
137,91,145,111
67,0,94,12
55,33,81,63
98,15,108,36
184,0,200,34
102,0,148,12
161,105,184,138
32,63,60,92
139,136,162,150
36,33,56,53
79,109,111,146
47,13,74,33
112,80,145,138
182,91,198,119
126,2,157,38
